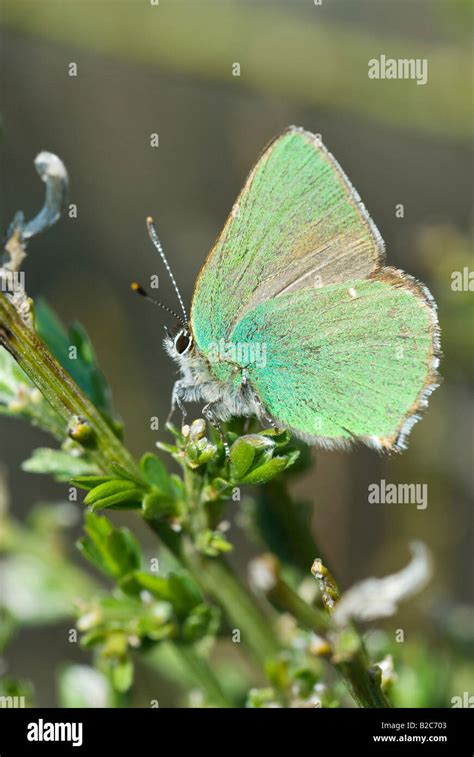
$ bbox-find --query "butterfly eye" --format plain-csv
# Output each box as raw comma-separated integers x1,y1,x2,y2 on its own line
174,331,192,355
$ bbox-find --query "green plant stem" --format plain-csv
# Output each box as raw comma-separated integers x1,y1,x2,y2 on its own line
151,463,282,671
269,574,331,633
258,476,327,571
268,575,391,708
337,649,391,709
144,641,233,708
173,643,231,707
183,463,207,532
148,520,281,668
0,294,139,476
186,550,281,664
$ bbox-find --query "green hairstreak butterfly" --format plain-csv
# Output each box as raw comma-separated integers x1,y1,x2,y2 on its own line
133,126,440,452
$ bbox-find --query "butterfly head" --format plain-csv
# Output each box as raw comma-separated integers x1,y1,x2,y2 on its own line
164,323,194,361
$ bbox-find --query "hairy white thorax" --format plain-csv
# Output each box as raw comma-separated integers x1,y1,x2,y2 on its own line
164,330,263,421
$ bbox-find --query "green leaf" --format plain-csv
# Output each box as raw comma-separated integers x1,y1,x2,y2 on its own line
170,474,185,498
35,299,118,430
110,657,134,693
88,497,142,512
109,462,146,487
77,512,142,579
167,571,203,618
83,479,136,505
239,457,290,485
136,607,175,641
164,422,183,441
283,448,300,469
195,529,233,557
142,491,177,519
181,604,220,642
80,629,108,648
140,453,171,493
230,438,256,480
155,441,178,454
84,479,144,511
71,475,115,491
22,448,100,482
259,428,292,448
121,570,203,621
119,571,170,599
230,435,277,481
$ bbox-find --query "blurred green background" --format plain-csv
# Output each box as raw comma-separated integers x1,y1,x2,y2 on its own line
0,0,473,706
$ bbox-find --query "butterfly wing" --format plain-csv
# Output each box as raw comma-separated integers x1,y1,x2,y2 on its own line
230,268,440,451
191,126,384,352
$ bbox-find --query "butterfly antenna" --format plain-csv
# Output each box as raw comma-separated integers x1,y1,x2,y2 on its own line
130,282,186,329
146,216,188,325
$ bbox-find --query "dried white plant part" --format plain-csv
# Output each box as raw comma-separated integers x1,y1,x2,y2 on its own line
333,541,432,626
1,151,68,328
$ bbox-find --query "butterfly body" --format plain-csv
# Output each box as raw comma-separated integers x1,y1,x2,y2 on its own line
160,126,440,452
164,328,266,424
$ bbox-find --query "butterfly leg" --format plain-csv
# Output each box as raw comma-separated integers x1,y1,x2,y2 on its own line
167,379,188,427
240,370,278,430
250,390,279,430
202,401,230,458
